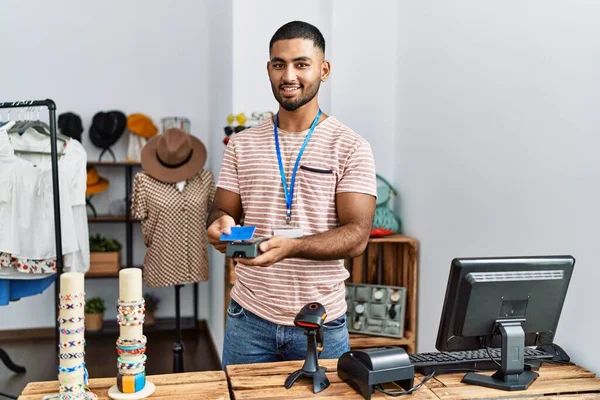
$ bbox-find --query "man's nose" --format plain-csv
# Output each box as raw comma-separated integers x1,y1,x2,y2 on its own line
283,66,297,83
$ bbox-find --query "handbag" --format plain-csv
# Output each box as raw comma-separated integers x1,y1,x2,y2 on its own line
371,174,402,237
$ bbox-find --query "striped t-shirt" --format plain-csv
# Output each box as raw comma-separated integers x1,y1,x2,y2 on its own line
217,116,377,326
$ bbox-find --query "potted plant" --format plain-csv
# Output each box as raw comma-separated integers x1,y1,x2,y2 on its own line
88,234,122,276
143,293,160,326
85,297,106,332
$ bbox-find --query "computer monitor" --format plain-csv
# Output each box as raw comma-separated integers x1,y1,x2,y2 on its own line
435,255,575,391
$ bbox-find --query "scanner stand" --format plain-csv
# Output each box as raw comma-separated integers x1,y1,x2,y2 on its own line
337,347,414,400
284,329,329,393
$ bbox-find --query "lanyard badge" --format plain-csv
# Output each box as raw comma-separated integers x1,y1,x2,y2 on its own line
274,109,322,228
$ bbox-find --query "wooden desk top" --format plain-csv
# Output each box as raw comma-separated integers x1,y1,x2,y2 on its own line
19,361,600,399
18,371,230,400
227,359,600,399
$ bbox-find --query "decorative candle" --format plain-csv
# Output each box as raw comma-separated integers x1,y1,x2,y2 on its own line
119,268,143,340
114,267,148,396
58,272,86,397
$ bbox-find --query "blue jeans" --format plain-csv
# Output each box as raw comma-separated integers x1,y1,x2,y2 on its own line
222,299,350,369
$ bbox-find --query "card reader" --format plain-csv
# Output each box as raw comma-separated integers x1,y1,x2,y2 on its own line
226,238,267,258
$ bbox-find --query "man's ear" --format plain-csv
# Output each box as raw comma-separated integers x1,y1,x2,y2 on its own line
266,61,271,74
321,60,331,82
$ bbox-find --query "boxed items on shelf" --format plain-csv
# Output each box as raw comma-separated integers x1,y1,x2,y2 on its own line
345,283,407,338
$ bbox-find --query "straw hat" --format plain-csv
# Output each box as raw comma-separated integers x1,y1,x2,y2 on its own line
127,113,158,139
86,167,110,196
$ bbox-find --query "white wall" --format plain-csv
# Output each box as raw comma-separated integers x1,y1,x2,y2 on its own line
396,1,600,373
206,0,234,356
0,0,212,329
330,0,399,185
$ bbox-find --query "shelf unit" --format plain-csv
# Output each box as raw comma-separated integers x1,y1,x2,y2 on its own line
85,161,199,331
224,234,419,353
86,161,140,274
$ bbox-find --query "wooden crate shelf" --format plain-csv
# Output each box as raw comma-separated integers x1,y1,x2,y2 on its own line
350,330,415,348
225,234,419,353
345,234,418,353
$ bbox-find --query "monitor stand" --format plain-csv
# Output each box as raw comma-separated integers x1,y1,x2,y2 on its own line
462,320,538,391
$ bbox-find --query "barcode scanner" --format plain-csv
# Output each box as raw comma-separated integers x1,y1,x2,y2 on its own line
284,302,330,393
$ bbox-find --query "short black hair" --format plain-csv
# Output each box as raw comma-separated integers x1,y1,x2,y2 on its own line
269,21,325,55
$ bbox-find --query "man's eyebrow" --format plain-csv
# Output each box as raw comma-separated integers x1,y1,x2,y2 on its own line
270,56,313,63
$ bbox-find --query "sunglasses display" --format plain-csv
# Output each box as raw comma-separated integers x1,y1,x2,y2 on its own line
222,111,274,145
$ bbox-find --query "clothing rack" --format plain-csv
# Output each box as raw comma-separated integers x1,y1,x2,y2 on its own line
0,99,63,369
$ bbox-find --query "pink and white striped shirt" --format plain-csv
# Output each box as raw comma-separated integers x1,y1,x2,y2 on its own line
217,116,376,325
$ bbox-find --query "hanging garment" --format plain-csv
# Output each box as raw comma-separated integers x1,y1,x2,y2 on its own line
0,122,59,305
12,132,89,272
0,122,89,273
0,266,56,305
131,170,215,287
0,252,57,274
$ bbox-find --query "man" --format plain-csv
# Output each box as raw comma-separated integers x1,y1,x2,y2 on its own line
207,20,377,368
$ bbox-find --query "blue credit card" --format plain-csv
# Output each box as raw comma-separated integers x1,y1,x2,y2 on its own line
220,226,256,242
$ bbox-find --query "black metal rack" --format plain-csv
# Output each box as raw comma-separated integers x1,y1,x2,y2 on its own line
0,99,61,400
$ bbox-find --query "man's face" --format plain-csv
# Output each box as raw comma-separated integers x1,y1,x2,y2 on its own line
267,39,330,112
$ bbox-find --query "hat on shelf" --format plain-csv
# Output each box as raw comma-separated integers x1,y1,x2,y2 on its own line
141,128,206,183
58,112,83,142
86,167,110,196
89,111,127,149
127,113,158,139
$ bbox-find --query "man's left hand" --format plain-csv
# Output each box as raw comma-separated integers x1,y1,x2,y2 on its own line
233,236,296,267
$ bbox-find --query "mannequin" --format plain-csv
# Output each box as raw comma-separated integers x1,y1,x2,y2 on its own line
131,128,215,372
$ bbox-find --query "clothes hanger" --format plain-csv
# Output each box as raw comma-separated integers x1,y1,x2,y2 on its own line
21,108,68,139
8,107,67,155
0,110,7,128
7,109,26,133
11,108,66,138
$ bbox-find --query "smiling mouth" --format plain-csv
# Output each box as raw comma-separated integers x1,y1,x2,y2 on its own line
280,86,301,96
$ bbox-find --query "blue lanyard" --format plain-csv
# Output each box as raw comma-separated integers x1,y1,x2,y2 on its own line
274,109,322,224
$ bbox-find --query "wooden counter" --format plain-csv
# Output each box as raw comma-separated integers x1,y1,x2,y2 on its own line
227,359,600,399
20,360,600,399
18,371,230,400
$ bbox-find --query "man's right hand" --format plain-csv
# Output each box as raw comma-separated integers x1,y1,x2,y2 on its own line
207,214,236,253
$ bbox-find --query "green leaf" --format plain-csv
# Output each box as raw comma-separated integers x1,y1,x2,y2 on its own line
85,297,106,314
89,234,122,252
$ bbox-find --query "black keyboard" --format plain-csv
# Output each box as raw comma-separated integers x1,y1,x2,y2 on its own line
409,347,552,374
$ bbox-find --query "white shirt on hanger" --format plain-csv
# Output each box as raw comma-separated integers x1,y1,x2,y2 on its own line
14,128,90,273
0,123,88,271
